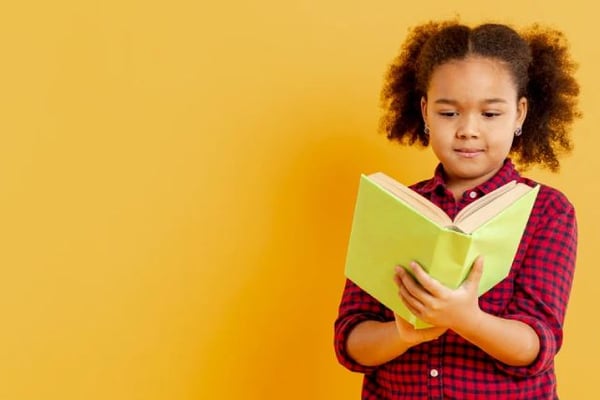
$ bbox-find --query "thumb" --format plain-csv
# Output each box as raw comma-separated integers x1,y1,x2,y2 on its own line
464,256,484,288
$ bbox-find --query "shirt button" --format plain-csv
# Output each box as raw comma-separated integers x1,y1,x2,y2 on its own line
469,191,478,199
430,369,439,377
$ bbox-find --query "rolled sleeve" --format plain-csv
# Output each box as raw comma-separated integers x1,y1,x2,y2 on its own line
497,313,558,376
495,192,577,377
334,279,391,373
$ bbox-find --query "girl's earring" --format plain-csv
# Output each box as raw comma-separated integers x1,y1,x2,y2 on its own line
424,125,430,136
514,127,522,136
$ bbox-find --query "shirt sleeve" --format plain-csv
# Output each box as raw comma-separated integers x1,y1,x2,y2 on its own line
334,278,393,373
495,190,577,377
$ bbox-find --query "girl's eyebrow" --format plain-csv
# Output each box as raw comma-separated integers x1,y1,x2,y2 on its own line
433,98,508,105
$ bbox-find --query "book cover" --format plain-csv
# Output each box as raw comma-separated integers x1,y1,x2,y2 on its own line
344,173,539,329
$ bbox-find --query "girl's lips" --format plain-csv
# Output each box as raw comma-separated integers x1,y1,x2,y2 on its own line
455,148,484,158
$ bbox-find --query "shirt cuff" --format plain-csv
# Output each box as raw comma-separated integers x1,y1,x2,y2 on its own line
494,314,560,377
334,312,386,374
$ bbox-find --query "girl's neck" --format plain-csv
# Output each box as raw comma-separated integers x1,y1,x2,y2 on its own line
444,168,501,201
446,182,473,201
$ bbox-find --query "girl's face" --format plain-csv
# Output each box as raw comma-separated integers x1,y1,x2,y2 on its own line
421,56,527,192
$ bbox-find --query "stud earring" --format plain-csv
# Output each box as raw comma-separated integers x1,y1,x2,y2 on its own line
514,127,522,136
424,125,430,136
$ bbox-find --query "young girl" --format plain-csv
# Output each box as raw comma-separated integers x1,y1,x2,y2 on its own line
334,21,580,399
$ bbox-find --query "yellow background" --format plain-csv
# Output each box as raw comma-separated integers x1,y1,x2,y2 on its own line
0,1,597,399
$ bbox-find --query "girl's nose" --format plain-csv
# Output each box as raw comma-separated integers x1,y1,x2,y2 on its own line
456,116,480,139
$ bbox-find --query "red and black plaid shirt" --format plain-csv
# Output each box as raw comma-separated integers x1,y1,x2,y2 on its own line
334,159,577,399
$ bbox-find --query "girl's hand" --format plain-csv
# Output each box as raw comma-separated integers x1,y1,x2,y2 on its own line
393,314,447,345
394,256,485,331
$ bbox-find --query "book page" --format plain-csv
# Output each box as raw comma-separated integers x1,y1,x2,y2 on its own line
369,172,452,226
455,182,534,233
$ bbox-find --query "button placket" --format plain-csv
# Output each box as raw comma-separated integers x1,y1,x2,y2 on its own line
427,336,443,398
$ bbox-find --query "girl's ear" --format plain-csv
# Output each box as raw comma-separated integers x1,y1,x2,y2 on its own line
421,96,428,122
516,97,528,127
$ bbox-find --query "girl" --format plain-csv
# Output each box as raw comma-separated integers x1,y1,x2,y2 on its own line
334,21,580,399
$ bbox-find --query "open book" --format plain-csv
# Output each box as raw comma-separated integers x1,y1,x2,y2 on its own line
344,172,539,328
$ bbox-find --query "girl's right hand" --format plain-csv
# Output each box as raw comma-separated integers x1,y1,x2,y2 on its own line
394,314,447,345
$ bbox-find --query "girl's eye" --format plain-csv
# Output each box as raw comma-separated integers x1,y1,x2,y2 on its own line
483,112,501,118
439,111,458,117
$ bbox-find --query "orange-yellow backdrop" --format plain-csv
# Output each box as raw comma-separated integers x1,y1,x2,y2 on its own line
0,1,597,399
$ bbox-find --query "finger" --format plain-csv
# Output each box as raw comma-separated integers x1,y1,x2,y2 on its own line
395,266,434,303
408,261,444,297
396,275,421,306
398,284,424,318
463,256,484,289
396,277,425,315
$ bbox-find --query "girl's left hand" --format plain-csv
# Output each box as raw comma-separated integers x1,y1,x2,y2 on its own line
394,256,484,331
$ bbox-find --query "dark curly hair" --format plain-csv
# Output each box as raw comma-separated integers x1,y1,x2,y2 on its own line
380,20,581,171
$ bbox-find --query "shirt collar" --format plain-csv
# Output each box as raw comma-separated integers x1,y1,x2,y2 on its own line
415,159,521,196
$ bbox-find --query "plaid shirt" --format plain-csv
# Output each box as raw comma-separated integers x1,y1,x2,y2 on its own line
334,159,577,399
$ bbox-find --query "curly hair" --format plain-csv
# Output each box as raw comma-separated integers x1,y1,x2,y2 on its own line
380,21,581,171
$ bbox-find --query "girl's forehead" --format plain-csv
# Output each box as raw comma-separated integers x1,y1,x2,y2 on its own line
427,56,518,95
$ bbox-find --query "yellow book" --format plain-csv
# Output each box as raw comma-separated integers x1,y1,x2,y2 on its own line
344,172,539,329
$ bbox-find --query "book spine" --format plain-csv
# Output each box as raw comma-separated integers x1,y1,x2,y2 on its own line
428,229,474,289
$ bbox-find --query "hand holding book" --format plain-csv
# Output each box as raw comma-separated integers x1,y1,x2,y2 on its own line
393,311,447,346
394,257,484,330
